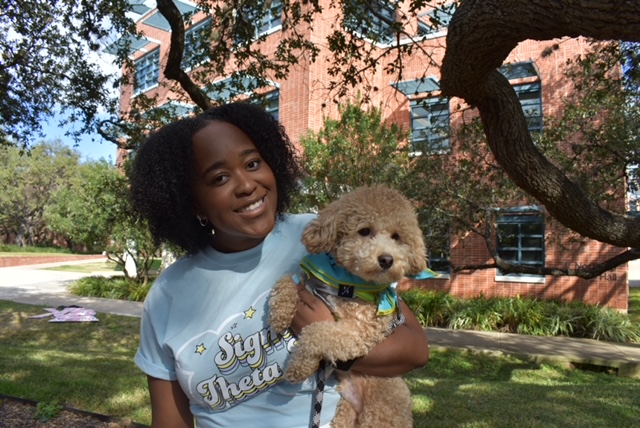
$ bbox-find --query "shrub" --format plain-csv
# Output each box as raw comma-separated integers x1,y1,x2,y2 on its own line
69,276,153,302
401,290,640,343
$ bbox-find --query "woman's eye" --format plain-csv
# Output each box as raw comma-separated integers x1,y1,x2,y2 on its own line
211,175,229,186
392,233,400,241
247,159,261,170
358,228,371,237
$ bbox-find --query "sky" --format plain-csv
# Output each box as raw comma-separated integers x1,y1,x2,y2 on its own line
40,116,119,164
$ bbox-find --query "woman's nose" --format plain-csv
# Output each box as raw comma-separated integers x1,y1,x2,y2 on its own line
234,171,257,195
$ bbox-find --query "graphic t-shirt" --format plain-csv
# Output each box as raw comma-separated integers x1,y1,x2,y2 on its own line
135,214,340,427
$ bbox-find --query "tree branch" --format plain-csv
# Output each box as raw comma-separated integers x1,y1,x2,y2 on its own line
156,0,211,110
440,0,640,248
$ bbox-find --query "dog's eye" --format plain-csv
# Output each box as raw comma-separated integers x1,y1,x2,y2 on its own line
358,228,371,237
392,233,400,241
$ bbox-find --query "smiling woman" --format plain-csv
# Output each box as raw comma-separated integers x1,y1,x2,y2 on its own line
127,102,429,428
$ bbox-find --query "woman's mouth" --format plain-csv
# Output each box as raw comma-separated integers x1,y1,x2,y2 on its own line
237,197,265,213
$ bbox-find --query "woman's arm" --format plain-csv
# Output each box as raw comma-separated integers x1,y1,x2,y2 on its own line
291,288,429,377
348,299,429,376
148,376,194,428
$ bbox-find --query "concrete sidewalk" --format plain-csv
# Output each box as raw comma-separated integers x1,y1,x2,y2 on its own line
1,259,640,378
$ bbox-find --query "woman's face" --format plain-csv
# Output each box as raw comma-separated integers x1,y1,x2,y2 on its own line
191,121,278,253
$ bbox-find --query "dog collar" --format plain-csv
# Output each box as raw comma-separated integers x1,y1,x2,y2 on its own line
299,253,398,316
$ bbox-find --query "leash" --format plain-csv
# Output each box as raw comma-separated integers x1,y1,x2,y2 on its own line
311,360,327,428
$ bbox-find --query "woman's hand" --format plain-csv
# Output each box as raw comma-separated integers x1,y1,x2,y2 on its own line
289,285,334,336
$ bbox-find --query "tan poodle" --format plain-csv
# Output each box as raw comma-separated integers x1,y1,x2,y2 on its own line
269,185,429,428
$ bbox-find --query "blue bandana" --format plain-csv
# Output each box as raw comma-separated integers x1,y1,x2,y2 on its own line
299,253,438,316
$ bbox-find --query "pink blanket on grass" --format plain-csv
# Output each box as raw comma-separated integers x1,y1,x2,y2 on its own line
29,307,99,322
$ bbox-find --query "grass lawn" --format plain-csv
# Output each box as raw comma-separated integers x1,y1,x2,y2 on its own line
46,259,161,274
408,349,640,427
0,301,150,425
44,261,121,274
2,300,640,427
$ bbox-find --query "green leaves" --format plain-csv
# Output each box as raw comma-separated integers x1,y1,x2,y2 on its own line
297,98,410,210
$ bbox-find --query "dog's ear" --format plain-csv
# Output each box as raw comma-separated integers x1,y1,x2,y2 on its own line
406,232,428,276
302,210,341,254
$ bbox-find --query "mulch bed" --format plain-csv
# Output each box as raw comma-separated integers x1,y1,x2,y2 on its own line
0,395,148,428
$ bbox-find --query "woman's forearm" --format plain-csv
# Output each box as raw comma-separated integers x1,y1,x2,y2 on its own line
347,300,429,377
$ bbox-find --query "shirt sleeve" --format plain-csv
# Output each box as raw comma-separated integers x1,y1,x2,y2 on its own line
134,289,178,381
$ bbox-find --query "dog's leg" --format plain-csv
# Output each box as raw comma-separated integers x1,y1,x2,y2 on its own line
285,315,389,382
268,276,299,333
352,377,413,428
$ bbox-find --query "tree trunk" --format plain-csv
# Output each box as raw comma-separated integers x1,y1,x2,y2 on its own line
441,0,640,248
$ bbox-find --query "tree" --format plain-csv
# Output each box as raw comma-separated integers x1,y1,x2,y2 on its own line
46,159,160,283
0,0,132,149
297,99,410,210
0,141,80,246
46,160,125,252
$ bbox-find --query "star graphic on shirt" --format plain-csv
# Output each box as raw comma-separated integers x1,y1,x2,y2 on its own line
195,343,207,355
244,306,256,319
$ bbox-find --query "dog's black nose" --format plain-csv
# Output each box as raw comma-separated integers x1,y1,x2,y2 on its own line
378,254,394,269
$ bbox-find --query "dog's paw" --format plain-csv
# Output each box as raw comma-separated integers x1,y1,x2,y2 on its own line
268,278,299,332
269,311,293,333
284,356,321,383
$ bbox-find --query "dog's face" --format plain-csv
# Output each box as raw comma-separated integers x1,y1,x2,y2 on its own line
302,185,427,284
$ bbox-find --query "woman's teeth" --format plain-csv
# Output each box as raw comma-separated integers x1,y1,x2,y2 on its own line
239,198,263,213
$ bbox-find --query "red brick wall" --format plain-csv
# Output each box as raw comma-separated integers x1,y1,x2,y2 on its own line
0,254,105,268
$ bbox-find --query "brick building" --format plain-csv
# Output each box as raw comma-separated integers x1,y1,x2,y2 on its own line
115,1,629,310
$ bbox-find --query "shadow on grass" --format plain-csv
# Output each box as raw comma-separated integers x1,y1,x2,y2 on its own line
406,349,640,428
0,301,150,425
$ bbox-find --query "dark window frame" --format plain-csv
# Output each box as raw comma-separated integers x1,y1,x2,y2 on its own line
496,212,545,277
410,97,451,153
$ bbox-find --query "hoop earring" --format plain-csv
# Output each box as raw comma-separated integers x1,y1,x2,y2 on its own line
197,216,208,227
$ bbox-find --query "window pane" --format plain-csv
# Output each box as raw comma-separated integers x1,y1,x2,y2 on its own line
521,237,544,248
344,0,396,44
521,251,544,263
496,213,545,275
500,250,519,262
134,49,160,93
411,98,450,151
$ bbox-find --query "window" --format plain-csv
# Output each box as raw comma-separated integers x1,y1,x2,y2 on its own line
254,0,282,35
182,19,212,70
251,90,280,121
237,0,283,41
514,82,543,133
496,212,545,277
344,0,396,44
134,49,160,93
418,3,457,36
499,62,543,133
411,97,451,153
427,236,450,275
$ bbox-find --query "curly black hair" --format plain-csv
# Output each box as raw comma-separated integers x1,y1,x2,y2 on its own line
129,102,302,254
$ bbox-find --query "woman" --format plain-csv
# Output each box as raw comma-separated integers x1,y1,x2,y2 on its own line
129,102,429,427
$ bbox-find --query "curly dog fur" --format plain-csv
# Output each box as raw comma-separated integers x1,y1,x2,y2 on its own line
269,185,426,427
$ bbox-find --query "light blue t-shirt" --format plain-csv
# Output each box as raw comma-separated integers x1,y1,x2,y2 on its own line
135,214,340,427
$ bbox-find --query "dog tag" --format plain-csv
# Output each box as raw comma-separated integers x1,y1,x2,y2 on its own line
338,284,355,298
